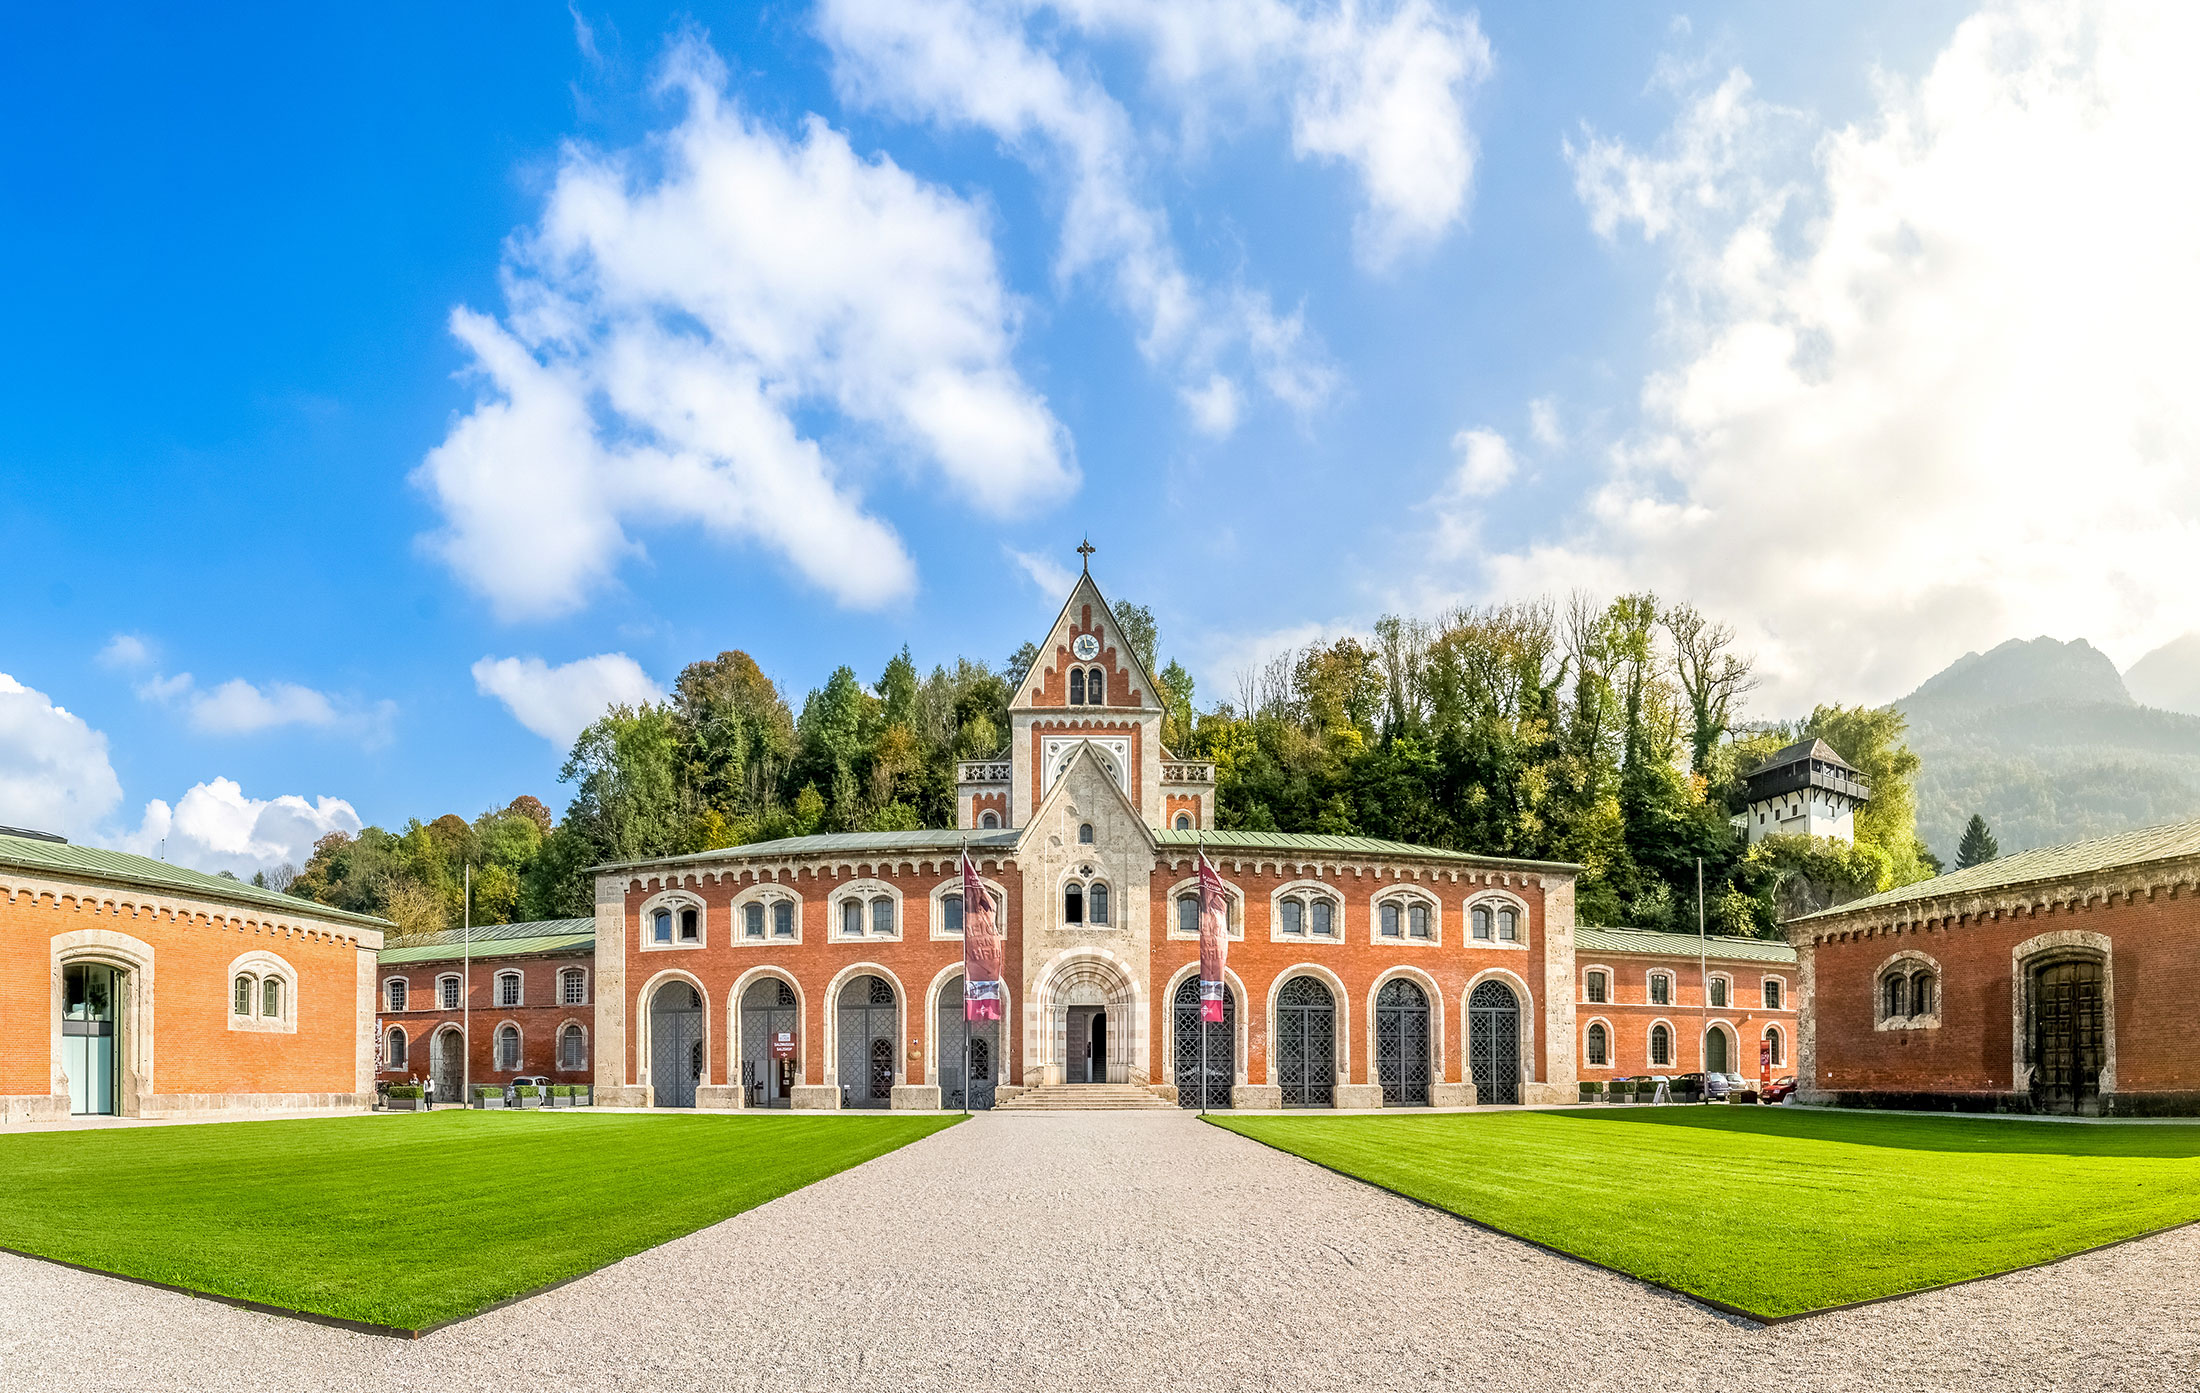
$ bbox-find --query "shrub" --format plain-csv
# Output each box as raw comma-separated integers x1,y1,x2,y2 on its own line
513,1085,540,1097
550,1085,573,1097
1578,1082,1603,1100
473,1085,502,1098
387,1084,423,1100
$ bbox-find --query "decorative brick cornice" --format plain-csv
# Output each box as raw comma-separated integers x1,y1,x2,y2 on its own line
1786,856,2200,947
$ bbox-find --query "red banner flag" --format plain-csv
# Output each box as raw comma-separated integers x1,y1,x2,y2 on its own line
1198,849,1229,1022
961,850,1004,1022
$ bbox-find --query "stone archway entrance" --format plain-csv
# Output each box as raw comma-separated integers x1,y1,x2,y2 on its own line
651,981,704,1108
741,977,800,1109
433,1027,465,1103
1276,976,1336,1108
61,963,121,1116
1375,978,1431,1107
1469,980,1521,1105
1038,958,1136,1086
837,975,898,1109
937,975,1000,1109
1172,975,1234,1109
1705,1026,1730,1074
2030,955,2106,1115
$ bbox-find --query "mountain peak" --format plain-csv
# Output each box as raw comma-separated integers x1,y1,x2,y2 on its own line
2126,634,2200,717
1902,636,2132,711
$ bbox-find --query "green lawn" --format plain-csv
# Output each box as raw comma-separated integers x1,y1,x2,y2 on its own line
0,1109,960,1331
1212,1107,2200,1319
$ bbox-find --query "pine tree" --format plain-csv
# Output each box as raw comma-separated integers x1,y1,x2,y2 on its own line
1956,813,2000,870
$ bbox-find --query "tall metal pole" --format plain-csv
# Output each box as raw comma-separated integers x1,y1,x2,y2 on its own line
462,863,472,1107
1697,857,1708,1099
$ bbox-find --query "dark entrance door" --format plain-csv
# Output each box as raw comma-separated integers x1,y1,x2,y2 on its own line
936,976,999,1110
1469,980,1521,1104
2032,957,2106,1115
434,1028,464,1103
1276,976,1336,1108
62,964,119,1115
1088,1011,1108,1083
741,977,800,1108
651,981,703,1108
838,975,898,1109
1173,975,1233,1109
1376,978,1431,1106
1705,1027,1729,1074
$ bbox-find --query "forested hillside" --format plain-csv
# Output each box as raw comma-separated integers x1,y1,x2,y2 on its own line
284,595,1938,941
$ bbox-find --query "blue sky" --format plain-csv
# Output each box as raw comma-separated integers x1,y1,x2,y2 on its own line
6,1,2194,874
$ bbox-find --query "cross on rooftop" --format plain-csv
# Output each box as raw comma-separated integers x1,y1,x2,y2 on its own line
1077,538,1095,572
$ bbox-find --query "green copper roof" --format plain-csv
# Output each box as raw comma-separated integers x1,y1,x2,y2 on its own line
1156,829,1578,873
1575,926,1796,964
378,918,595,965
1790,817,2200,925
0,831,391,933
592,828,1019,874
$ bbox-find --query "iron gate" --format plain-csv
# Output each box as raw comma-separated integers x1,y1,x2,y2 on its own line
936,976,999,1110
651,981,703,1108
838,975,898,1109
1376,978,1431,1106
1276,976,1336,1108
740,977,799,1108
2031,956,2105,1114
1468,979,1520,1105
1172,975,1234,1109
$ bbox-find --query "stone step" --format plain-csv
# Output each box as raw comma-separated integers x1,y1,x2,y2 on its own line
995,1084,1176,1112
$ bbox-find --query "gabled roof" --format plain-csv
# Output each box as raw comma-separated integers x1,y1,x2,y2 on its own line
1575,926,1797,964
1009,569,1165,713
378,918,595,965
592,828,1019,875
1153,828,1578,874
1018,738,1157,855
0,831,392,932
1790,817,2200,925
1746,738,1861,778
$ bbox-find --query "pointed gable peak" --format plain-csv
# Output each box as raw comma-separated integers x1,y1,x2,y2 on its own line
1011,566,1164,713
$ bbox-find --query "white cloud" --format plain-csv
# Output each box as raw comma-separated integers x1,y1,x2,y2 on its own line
416,37,1073,621
1447,427,1516,496
473,653,664,746
1004,546,1076,599
1528,396,1563,449
0,673,123,841
121,778,362,879
819,0,1477,425
1480,0,2200,708
129,667,390,742
97,634,153,670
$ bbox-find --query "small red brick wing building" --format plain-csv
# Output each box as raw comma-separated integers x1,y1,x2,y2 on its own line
0,828,387,1120
1571,927,1797,1084
1791,819,2200,1116
375,919,595,1101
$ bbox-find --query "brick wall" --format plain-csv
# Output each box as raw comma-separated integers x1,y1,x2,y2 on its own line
1571,951,1797,1081
375,948,595,1089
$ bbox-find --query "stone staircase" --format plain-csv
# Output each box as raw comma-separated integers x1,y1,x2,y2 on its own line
994,1083,1178,1112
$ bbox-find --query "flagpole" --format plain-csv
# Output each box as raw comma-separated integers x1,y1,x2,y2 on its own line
961,838,971,1117
1697,856,1708,1102
462,862,472,1108
1199,832,1209,1117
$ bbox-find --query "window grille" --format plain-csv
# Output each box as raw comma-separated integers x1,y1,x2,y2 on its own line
388,979,407,1011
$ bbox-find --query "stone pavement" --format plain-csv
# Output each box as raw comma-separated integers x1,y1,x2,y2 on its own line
1,1109,2195,1392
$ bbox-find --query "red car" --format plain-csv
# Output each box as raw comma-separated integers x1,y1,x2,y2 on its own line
1761,1075,1797,1103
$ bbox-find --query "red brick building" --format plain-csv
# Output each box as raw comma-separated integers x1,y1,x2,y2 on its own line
1791,820,2200,1116
0,828,386,1120
1571,927,1797,1083
375,919,595,1102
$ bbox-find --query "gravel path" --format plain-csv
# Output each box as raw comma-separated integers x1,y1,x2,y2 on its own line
2,1109,2196,1392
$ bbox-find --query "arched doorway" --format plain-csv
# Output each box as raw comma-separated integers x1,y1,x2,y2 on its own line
650,981,704,1108
1705,1025,1730,1074
838,975,898,1109
936,976,1000,1110
1375,978,1431,1106
1173,975,1233,1109
1276,976,1336,1108
1039,958,1134,1086
740,977,800,1109
62,963,121,1115
2030,955,2106,1115
433,1027,465,1103
1468,980,1521,1105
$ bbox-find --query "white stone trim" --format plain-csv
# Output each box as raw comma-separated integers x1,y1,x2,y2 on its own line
1706,969,1735,1011
556,964,592,1007
1159,961,1250,1087
2010,929,2116,1098
1462,966,1538,1088
729,881,805,946
634,968,713,1089
1267,963,1353,1085
1646,1016,1677,1069
491,1018,525,1071
1761,1020,1787,1069
922,962,1014,1090
384,1022,412,1071
555,1018,590,1072
1644,966,1677,1008
435,971,464,1010
1873,948,1943,1031
821,962,908,1090
1365,964,1446,1089
1581,1015,1615,1068
1051,860,1120,932
1030,947,1143,1085
1702,1017,1739,1073
1163,872,1243,940
1268,879,1346,944
1579,962,1615,1006
225,949,298,1034
829,878,905,942
727,966,808,1089
492,967,526,1009
51,929,156,1115
1370,884,1442,947
382,974,412,1012
928,874,1007,942
1463,889,1530,949
637,887,709,952
1759,972,1789,1011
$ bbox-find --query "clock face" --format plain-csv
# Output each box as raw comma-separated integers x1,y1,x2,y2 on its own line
1072,634,1100,660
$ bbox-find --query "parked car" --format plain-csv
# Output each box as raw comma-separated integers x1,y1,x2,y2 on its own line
1672,1071,1724,1100
1762,1075,1797,1103
510,1075,553,1091
1718,1073,1750,1100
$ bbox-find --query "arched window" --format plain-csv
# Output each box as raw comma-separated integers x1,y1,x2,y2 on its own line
558,1024,585,1070
1177,893,1199,935
1650,1024,1672,1067
1088,882,1110,925
652,908,673,944
1408,903,1431,939
496,1024,520,1071
1078,822,1094,844
842,899,865,937
387,979,408,1012
744,903,765,939
1088,669,1105,705
1882,972,1908,1019
1649,973,1672,1006
1497,907,1519,941
233,975,254,1016
1311,900,1335,937
1763,977,1783,1010
679,907,700,942
1910,970,1934,1016
497,971,522,1007
1586,1022,1608,1066
1380,903,1401,938
1585,970,1607,1004
1065,883,1084,924
942,892,964,935
1710,976,1729,1008
387,1026,408,1068
871,896,896,937
1280,900,1304,936
1069,668,1086,704
561,969,586,1005
439,975,462,1009
1471,906,1491,940
772,901,795,938
1765,1026,1785,1067
1174,812,1192,830
262,977,284,1019
980,811,1000,828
